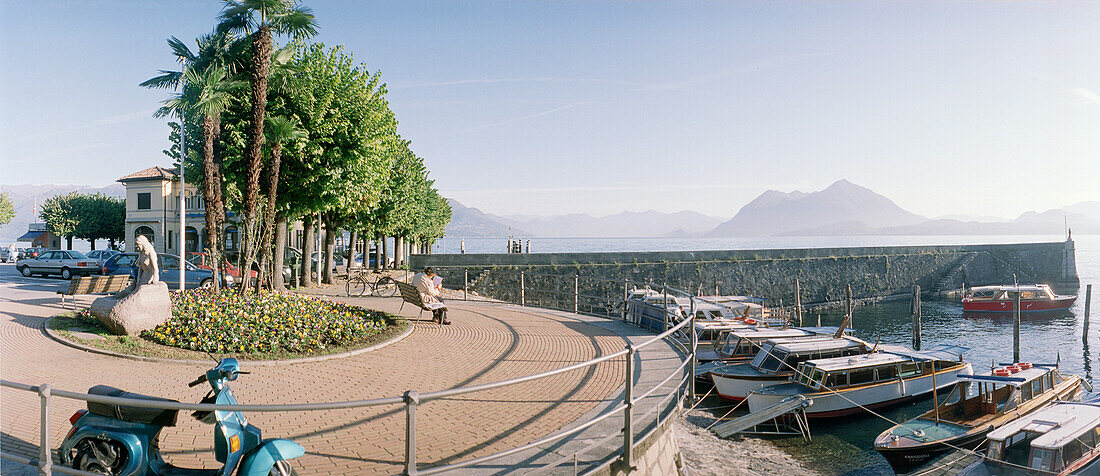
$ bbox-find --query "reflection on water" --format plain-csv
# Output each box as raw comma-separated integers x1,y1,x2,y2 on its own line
789,297,1093,475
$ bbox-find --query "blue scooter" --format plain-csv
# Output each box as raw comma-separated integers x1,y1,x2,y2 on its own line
59,358,303,475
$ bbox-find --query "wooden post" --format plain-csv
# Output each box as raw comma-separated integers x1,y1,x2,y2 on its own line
911,285,922,351
795,279,803,326
846,284,853,331
1084,284,1092,342
931,361,940,426
1014,289,1021,362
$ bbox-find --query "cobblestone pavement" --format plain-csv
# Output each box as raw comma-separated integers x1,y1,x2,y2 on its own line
0,266,630,474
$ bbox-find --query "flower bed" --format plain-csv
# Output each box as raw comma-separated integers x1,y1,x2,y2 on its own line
76,290,391,354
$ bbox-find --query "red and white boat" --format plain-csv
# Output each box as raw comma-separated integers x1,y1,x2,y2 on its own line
961,284,1076,313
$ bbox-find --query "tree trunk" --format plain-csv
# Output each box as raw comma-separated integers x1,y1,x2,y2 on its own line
257,141,283,290
301,220,315,287
393,235,404,269
201,115,224,291
89,239,96,251
373,236,381,272
66,236,73,250
381,235,388,270
347,229,357,275
272,218,286,292
322,217,336,285
238,26,272,296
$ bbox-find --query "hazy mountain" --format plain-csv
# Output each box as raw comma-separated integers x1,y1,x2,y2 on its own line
444,199,527,238
707,179,926,237
933,214,1010,223
779,206,1100,236
1063,201,1100,221
0,183,125,243
490,210,724,238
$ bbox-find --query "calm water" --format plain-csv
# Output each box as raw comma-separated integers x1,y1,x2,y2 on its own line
439,234,1098,474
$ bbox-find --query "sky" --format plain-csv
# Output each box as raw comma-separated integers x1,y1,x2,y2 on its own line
1,0,1098,220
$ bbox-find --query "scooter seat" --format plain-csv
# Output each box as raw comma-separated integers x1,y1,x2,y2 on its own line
87,385,179,427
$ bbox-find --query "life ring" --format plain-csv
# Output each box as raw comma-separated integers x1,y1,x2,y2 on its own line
1017,362,1032,370
744,318,757,325
993,368,1011,377
1006,365,1020,373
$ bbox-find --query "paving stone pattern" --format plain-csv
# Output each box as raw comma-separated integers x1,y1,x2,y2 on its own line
1,280,635,475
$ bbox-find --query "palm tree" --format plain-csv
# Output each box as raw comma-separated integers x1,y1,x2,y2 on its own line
142,32,244,290
218,0,316,295
258,114,305,291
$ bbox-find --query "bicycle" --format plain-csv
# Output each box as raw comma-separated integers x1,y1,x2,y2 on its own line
346,270,399,297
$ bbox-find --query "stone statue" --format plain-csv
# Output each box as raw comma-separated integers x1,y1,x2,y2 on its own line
91,235,172,335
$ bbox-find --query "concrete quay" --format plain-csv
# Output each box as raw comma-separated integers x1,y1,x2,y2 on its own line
0,264,686,475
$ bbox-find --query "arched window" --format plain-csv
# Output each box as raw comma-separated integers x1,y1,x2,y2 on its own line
185,226,200,253
134,226,155,245
225,226,239,251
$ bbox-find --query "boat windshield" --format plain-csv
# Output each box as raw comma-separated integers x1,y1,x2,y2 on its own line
750,343,774,369
756,350,788,373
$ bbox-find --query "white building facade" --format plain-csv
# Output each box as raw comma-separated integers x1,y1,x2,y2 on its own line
117,166,240,255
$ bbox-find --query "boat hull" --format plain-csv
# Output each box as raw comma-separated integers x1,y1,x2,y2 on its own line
747,363,972,418
876,426,990,473
711,371,788,401
962,296,1076,313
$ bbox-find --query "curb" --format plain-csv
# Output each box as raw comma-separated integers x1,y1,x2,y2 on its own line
43,316,416,367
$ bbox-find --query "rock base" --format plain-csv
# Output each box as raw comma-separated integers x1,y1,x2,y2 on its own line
90,282,172,336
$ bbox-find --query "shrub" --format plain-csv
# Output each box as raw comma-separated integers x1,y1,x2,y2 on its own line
139,290,388,354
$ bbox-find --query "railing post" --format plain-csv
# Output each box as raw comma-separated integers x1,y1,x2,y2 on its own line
622,345,636,472
38,383,51,475
574,275,579,314
689,300,697,402
464,269,468,301
520,271,526,306
404,390,419,476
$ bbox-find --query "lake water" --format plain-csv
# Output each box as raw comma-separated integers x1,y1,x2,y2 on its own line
437,234,1098,474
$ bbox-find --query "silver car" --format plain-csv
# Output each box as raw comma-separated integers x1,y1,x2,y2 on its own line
17,250,99,279
85,249,121,274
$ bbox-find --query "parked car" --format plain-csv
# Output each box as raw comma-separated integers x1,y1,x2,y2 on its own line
21,247,48,260
187,252,257,285
0,248,10,262
103,252,227,289
85,250,121,274
16,250,99,279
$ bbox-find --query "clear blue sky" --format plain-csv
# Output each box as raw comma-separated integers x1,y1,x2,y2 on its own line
1,1,1098,219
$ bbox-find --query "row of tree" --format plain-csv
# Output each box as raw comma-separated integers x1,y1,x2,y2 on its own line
38,192,126,250
146,0,450,292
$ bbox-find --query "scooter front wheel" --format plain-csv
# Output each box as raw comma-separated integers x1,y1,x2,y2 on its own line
269,460,299,476
72,438,128,475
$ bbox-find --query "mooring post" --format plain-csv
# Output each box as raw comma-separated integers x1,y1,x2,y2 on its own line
795,279,803,326
662,283,669,330
622,345,636,471
1014,291,1021,362
846,284,853,331
689,298,697,401
624,279,630,322
574,275,579,314
38,383,51,476
1084,284,1092,342
520,271,526,306
463,269,468,302
911,285,922,351
403,390,418,475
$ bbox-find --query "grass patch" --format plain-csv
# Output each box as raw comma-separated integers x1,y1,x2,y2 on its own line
49,303,408,362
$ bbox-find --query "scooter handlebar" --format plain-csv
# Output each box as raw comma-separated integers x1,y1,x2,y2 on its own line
188,375,208,387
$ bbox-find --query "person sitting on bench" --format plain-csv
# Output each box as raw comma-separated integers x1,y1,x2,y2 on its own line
413,267,450,325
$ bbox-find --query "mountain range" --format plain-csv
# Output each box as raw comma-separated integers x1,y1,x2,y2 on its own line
449,180,1099,238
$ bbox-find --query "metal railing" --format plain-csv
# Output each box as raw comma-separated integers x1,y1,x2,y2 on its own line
1,270,699,476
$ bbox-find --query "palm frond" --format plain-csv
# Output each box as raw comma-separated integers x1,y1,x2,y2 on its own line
166,36,197,63
271,8,318,39
139,70,182,89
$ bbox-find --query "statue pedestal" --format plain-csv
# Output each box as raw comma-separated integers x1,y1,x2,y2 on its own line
90,282,172,336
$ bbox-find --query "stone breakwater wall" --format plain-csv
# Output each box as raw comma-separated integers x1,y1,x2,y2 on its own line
411,240,1079,308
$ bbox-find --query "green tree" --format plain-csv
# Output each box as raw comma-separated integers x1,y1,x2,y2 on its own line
73,194,125,250
218,0,317,292
0,192,14,227
39,192,80,249
258,114,305,290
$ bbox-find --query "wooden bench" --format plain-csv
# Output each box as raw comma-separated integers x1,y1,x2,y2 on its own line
58,275,131,309
396,281,446,320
